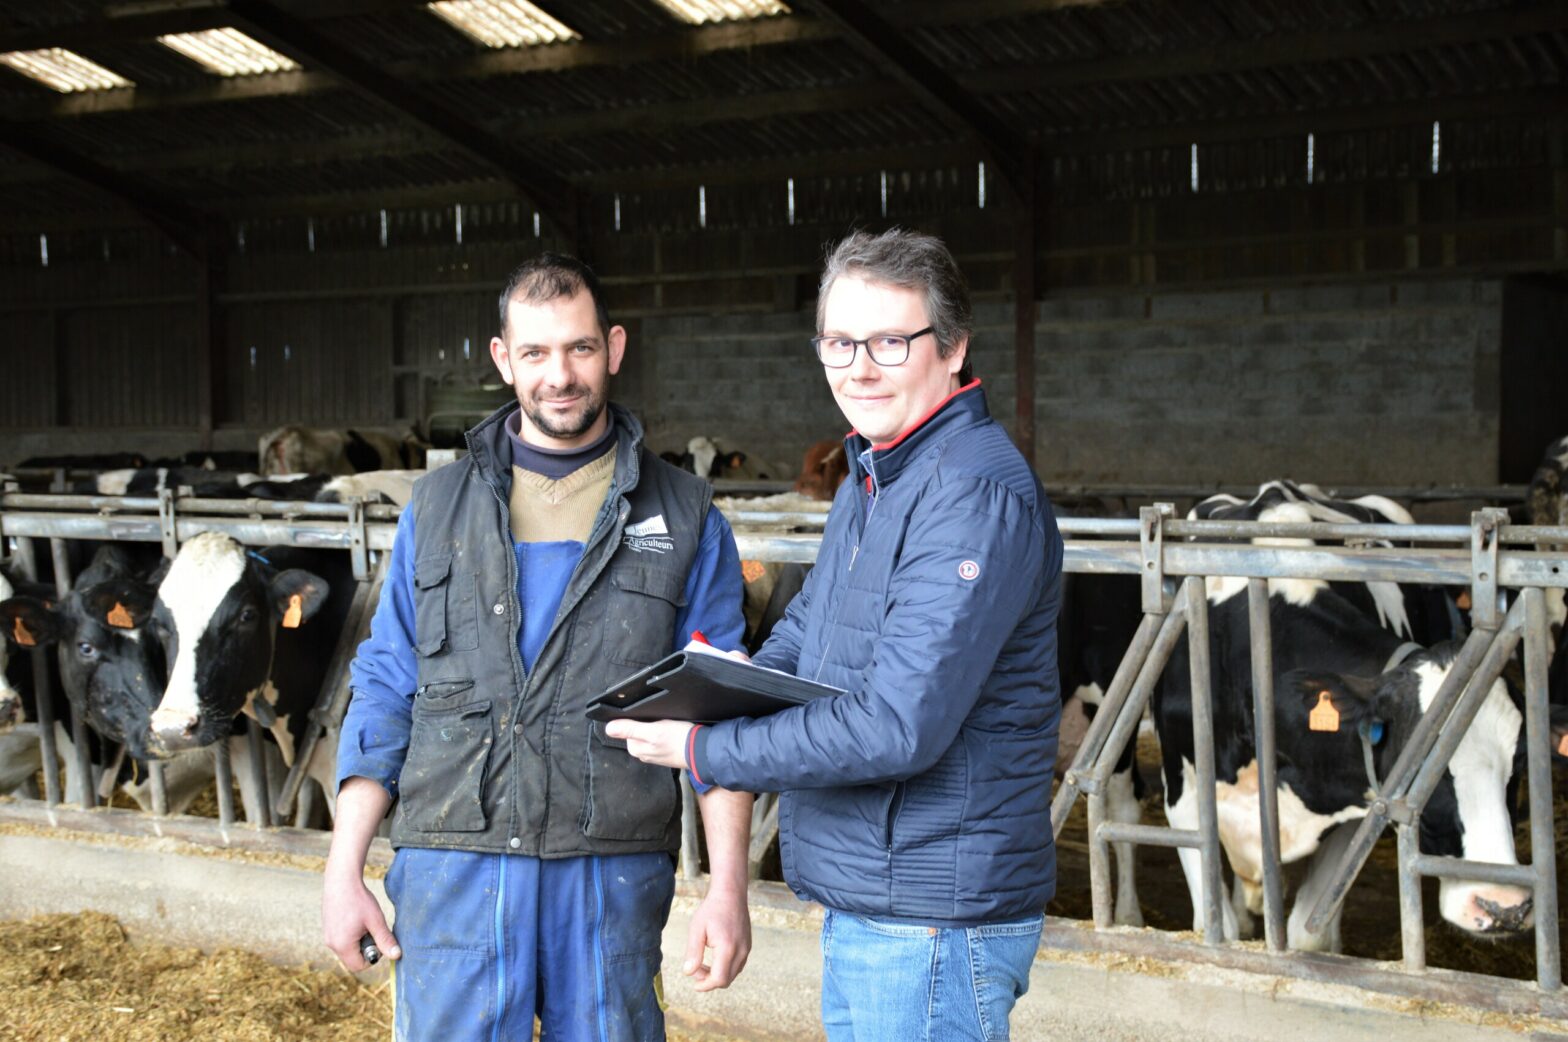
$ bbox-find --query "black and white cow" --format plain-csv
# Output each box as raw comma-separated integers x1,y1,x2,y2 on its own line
143,532,351,817
1156,482,1561,950
0,567,22,732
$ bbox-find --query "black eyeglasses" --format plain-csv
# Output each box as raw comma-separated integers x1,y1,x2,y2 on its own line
811,327,933,368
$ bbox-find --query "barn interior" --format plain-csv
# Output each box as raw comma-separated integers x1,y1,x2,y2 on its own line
1,0,1563,488
2,3,1568,1038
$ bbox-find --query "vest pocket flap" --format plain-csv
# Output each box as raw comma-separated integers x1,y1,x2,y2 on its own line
413,552,453,589
415,679,480,714
611,567,688,607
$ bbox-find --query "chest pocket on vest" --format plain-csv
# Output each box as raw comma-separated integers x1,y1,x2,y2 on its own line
399,680,493,833
413,551,480,655
605,567,687,667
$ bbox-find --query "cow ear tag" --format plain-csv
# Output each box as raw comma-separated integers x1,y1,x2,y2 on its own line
282,593,303,629
1309,690,1340,732
741,559,767,584
1558,732,1568,758
12,617,36,647
107,602,135,629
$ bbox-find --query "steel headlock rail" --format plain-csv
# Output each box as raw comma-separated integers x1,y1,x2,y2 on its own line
3,489,1568,1013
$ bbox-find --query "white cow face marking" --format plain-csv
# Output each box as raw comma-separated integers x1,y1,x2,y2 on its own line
0,571,22,731
148,533,247,752
1408,661,1534,934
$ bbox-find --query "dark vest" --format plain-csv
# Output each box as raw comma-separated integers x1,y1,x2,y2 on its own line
389,402,711,857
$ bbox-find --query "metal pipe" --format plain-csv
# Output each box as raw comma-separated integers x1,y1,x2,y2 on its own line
1087,789,1113,928
11,538,62,807
1397,823,1426,971
1409,854,1538,887
1246,578,1286,952
1302,620,1501,935
213,739,235,829
244,722,271,828
1096,822,1204,849
1522,587,1562,991
48,537,96,810
148,760,168,817
1184,576,1227,946
679,775,699,881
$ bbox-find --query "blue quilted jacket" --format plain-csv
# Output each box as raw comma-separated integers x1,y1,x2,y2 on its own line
693,383,1064,924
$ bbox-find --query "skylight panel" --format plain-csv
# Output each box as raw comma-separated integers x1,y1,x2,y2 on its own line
0,48,132,92
647,0,791,25
157,28,299,76
428,1,581,48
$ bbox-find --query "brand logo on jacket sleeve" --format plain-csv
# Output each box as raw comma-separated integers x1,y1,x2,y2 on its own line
958,560,980,581
623,514,675,553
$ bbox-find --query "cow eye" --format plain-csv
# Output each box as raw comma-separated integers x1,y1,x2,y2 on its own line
238,606,258,625
77,641,97,659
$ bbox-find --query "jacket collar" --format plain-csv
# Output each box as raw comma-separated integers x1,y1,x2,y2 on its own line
847,379,987,490
467,400,644,493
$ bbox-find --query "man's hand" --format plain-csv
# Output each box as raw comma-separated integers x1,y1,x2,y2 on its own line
684,882,751,991
604,718,693,769
322,863,401,971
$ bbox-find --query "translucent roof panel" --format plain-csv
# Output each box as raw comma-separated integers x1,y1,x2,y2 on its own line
428,1,581,48
646,0,791,25
0,48,133,92
157,28,300,77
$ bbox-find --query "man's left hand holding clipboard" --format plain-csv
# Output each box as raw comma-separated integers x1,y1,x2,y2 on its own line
603,633,746,769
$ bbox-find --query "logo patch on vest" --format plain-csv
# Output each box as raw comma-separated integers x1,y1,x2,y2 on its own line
623,514,675,554
958,560,980,581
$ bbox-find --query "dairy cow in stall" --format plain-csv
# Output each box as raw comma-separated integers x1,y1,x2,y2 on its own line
1155,483,1567,950
142,532,352,820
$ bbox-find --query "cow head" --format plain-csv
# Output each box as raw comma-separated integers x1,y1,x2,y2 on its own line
145,533,327,756
0,569,163,757
1297,645,1539,937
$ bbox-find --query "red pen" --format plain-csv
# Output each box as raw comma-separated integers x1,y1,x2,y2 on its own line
690,630,711,646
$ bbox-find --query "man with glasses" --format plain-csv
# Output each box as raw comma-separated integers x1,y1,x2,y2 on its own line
611,228,1064,1041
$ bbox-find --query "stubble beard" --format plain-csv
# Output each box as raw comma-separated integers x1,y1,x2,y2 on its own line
520,383,606,440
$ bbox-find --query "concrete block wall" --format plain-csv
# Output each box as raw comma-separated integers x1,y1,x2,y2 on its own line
636,277,1504,487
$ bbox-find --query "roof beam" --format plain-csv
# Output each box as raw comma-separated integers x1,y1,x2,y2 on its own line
0,118,211,256
794,0,1030,200
221,0,578,239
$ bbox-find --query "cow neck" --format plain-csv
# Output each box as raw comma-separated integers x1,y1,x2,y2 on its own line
849,380,987,493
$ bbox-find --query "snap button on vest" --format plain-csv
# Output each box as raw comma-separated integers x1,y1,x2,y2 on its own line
509,837,521,849
492,603,504,615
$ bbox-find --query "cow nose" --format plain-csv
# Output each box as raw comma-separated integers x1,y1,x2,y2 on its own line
0,690,21,730
147,709,201,755
1469,890,1534,933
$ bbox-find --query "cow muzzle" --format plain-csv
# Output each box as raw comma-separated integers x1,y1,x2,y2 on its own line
0,686,22,732
146,708,204,757
1447,884,1534,935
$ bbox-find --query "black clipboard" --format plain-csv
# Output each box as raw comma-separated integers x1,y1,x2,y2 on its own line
586,651,843,724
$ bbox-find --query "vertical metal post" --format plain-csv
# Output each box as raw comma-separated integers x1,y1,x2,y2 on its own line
1087,789,1114,929
245,722,271,828
1246,578,1286,952
214,738,236,829
1397,822,1426,971
1184,575,1226,945
49,537,95,809
679,774,699,881
12,537,61,807
148,761,168,817
1523,588,1562,991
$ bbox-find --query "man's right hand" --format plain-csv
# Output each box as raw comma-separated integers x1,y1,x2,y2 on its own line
322,865,400,971
323,776,401,971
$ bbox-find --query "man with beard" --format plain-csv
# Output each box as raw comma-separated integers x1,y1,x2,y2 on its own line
322,253,752,1041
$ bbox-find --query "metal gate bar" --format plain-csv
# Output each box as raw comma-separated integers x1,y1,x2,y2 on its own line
1521,587,1562,991
48,536,96,810
9,537,62,808
1246,578,1286,951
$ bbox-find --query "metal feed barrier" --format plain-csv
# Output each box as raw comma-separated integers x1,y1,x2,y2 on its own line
2,486,1565,1018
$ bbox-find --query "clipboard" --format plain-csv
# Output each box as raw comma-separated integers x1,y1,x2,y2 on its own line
586,651,843,724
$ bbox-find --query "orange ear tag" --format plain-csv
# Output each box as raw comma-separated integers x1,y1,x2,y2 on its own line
741,560,767,584
1308,691,1340,733
107,602,135,629
1557,732,1568,757
1456,590,1472,611
12,616,36,647
282,593,303,629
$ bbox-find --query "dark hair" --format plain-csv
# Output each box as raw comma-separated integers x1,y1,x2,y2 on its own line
817,228,975,384
497,252,611,338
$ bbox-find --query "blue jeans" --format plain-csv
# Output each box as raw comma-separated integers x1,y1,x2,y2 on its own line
819,908,1042,1042
385,847,675,1042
